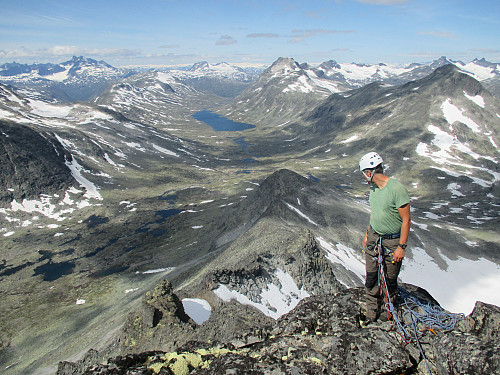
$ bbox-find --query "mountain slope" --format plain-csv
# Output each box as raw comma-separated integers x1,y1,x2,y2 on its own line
53,169,500,375
0,119,73,204
94,70,227,127
57,284,500,375
306,65,499,197
205,65,500,312
218,57,346,127
0,81,219,234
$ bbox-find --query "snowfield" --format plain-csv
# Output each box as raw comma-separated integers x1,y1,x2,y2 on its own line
214,268,310,319
28,99,73,118
401,247,500,315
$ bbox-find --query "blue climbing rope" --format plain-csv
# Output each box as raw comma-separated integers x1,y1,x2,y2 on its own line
375,237,465,374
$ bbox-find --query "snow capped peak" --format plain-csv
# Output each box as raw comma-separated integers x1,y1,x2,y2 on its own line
62,55,113,69
169,61,259,82
188,61,238,73
472,57,498,68
189,61,210,71
269,57,300,72
261,58,304,81
318,60,341,71
0,56,125,89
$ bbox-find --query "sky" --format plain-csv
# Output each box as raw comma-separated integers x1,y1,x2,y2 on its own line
1,0,499,68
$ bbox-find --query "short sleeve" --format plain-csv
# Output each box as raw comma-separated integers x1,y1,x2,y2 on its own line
393,180,410,208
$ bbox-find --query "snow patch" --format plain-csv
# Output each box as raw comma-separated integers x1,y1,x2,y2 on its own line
441,99,480,133
182,298,212,324
285,203,318,226
152,143,179,157
6,196,73,222
283,75,314,93
340,135,359,144
28,99,72,118
317,237,365,282
124,142,146,152
447,183,465,197
137,267,175,274
214,268,310,319
0,108,14,118
416,124,482,163
463,91,485,108
65,156,102,200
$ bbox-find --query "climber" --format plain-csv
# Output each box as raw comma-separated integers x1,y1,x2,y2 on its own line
359,152,411,323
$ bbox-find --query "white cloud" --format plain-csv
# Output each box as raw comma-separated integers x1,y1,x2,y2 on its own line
418,31,454,38
288,29,355,43
247,33,280,38
216,35,237,45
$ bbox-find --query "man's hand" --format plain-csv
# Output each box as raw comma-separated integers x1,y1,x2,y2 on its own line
393,246,405,262
362,233,368,250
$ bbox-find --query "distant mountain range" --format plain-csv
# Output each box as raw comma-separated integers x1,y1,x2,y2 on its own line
0,56,119,81
303,56,500,90
0,56,133,101
1,55,499,102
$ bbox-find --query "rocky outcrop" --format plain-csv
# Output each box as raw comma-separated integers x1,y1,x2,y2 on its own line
117,279,274,356
205,219,341,299
119,280,196,352
57,281,499,375
429,301,500,374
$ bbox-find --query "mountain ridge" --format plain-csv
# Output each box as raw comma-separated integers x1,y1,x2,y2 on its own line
56,277,500,375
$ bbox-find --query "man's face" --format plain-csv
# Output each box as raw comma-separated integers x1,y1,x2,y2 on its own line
362,169,372,182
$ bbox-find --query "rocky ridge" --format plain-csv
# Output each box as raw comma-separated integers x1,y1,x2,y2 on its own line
57,279,500,375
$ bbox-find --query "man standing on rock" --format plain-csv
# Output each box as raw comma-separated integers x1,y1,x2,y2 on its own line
359,152,411,323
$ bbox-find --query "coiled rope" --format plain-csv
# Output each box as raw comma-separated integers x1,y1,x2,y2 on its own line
375,236,465,374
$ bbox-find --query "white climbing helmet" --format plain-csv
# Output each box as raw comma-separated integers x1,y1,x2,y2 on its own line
359,152,383,171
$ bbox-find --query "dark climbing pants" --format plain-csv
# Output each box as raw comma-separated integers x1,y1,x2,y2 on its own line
364,228,402,320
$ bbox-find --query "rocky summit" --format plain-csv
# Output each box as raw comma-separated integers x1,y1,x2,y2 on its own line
57,280,500,375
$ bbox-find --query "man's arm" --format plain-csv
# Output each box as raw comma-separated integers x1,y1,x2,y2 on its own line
393,203,410,262
362,218,371,249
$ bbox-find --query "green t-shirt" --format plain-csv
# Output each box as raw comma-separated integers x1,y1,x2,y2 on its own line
369,178,410,235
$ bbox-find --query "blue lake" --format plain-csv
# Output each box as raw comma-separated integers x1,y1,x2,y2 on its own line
193,110,256,131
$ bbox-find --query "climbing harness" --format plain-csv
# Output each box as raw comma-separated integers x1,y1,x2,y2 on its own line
374,236,465,375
